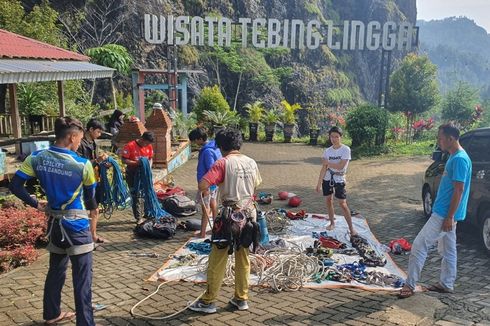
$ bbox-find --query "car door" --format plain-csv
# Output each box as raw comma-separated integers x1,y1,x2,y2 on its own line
464,132,490,226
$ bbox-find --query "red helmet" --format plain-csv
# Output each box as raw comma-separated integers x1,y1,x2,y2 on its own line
278,191,289,200
288,196,302,207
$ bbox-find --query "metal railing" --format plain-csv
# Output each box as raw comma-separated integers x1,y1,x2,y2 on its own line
0,114,57,137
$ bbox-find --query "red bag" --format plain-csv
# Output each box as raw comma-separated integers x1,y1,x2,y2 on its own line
389,238,412,253
156,186,186,201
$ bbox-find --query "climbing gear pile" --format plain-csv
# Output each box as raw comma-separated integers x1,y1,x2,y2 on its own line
351,234,386,267
286,210,306,220
317,236,347,249
99,156,131,219
264,209,290,234
186,241,212,255
256,192,273,204
388,238,412,255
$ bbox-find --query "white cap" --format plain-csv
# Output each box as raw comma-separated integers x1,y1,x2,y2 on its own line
153,102,163,109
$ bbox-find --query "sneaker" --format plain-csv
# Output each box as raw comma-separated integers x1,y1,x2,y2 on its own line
188,300,217,314
229,298,249,311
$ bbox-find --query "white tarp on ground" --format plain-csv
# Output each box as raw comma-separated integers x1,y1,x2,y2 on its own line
149,214,406,291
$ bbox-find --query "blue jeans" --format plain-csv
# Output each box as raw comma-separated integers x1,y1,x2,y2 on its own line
406,213,457,291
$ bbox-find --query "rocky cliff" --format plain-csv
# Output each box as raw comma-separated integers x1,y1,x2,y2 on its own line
49,0,417,121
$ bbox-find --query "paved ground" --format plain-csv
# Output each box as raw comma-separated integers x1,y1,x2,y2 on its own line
1,142,489,326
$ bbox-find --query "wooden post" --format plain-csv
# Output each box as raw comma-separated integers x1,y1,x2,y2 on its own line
138,71,145,123
57,81,65,117
8,84,21,154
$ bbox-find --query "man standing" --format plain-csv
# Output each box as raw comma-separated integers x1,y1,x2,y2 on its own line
399,124,472,298
121,131,155,223
189,128,222,238
189,128,262,313
9,117,98,326
77,118,108,243
316,126,357,236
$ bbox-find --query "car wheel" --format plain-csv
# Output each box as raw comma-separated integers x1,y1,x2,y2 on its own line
481,212,490,255
422,186,432,218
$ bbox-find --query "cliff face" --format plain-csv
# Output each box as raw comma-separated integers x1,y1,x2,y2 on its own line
49,0,416,118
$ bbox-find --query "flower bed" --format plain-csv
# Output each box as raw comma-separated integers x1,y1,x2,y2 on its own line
0,198,47,273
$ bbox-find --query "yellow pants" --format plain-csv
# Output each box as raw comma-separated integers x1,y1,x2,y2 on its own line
201,245,250,303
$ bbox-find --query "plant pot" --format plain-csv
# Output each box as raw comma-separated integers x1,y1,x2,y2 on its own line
213,125,225,136
309,128,320,145
283,123,295,143
264,123,275,142
249,122,258,141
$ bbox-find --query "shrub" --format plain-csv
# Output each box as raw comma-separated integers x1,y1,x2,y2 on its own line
193,85,230,122
0,206,47,273
346,104,388,147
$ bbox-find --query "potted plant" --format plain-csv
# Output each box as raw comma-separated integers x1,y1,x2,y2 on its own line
280,100,301,143
307,107,321,145
203,110,240,135
244,101,264,141
173,111,197,140
262,110,279,142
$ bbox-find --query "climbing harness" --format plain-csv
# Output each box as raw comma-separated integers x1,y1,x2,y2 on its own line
99,156,131,219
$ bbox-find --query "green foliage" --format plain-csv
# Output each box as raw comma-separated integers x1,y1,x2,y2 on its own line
389,53,440,115
86,44,133,75
244,101,264,123
272,67,294,82
173,112,197,139
194,85,230,121
203,110,240,127
17,84,47,116
64,81,99,122
145,91,167,112
0,0,66,47
307,107,321,129
346,105,389,147
280,100,301,124
262,110,280,125
325,88,354,107
442,82,480,128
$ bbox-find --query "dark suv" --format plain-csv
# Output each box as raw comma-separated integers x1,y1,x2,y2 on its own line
422,127,490,254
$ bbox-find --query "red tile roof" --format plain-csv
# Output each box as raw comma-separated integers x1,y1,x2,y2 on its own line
0,29,88,61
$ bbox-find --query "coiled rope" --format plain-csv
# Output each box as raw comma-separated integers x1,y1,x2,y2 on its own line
99,156,131,219
134,157,171,219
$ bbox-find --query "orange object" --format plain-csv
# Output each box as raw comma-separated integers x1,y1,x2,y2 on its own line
278,191,289,200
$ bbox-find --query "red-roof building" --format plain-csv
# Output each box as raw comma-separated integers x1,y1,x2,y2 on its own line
0,29,89,61
0,29,113,151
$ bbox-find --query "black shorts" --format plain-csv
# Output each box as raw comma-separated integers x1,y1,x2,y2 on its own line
322,180,347,199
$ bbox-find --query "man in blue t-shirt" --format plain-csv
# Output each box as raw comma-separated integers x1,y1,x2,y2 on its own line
189,128,222,238
10,117,98,325
399,124,472,298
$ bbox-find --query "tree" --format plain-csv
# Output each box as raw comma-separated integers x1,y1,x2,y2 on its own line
86,44,133,108
442,82,480,129
194,86,230,122
389,53,440,142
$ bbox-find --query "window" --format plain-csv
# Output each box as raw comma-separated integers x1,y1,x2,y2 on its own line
466,135,490,162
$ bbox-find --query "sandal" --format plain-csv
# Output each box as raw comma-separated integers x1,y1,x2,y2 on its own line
44,311,75,325
398,285,414,299
425,283,453,293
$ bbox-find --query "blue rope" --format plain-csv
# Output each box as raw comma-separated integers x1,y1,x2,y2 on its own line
99,156,131,219
134,157,171,219
186,241,211,255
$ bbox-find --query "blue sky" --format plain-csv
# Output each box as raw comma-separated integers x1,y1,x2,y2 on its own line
417,0,490,32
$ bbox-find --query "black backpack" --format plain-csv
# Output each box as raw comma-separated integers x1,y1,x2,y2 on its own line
161,195,197,217
134,217,176,240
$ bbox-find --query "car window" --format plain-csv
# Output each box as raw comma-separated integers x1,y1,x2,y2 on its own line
466,135,490,162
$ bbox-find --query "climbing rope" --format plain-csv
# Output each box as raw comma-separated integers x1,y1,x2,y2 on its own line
99,156,131,219
134,157,171,219
265,209,291,234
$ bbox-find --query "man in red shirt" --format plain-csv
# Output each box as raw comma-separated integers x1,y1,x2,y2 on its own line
121,131,155,223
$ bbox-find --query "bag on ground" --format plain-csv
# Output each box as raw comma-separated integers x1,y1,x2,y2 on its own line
160,195,197,217
134,217,176,239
